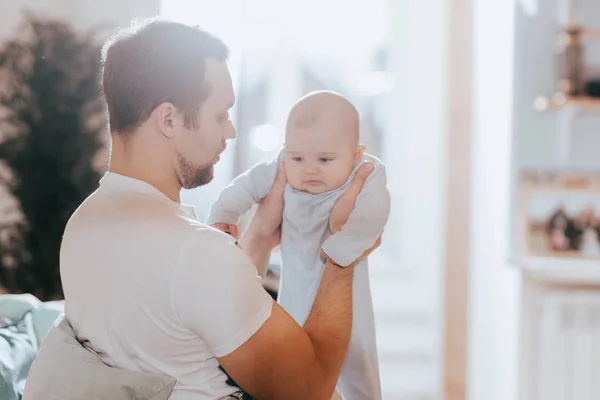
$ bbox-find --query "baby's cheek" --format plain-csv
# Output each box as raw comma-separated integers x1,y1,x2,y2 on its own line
326,168,352,190
285,166,303,190
335,164,353,187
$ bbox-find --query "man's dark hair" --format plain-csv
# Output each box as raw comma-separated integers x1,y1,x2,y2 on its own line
101,18,229,135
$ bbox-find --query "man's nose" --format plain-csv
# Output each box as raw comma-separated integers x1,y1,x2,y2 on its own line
224,121,236,140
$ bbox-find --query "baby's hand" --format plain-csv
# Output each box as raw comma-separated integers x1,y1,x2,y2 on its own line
211,223,239,239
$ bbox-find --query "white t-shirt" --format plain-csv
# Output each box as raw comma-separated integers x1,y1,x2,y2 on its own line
60,172,273,400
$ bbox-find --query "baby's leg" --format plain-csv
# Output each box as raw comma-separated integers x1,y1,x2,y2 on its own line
337,264,382,400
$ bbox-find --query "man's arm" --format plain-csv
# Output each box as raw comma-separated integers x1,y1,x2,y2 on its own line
218,259,353,400
237,161,287,278
218,162,377,400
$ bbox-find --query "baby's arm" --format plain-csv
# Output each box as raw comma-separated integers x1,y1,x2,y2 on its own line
321,162,390,267
206,156,279,233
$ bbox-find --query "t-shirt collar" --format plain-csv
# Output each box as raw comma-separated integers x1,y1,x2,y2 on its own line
100,172,197,218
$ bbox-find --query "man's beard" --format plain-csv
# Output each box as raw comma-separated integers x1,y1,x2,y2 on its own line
178,154,214,189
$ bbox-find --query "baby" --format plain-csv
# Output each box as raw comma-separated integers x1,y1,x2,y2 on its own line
207,91,390,400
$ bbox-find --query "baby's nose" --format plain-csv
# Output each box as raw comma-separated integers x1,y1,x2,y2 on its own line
304,164,319,174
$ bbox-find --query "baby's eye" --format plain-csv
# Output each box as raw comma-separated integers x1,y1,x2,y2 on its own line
292,157,303,162
320,158,333,163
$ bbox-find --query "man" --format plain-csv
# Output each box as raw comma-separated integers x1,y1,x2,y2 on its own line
58,18,379,400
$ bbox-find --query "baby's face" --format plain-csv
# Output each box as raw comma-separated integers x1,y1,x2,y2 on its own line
285,124,360,195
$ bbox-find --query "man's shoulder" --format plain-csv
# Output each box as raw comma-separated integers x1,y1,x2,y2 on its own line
63,188,217,246
181,226,240,257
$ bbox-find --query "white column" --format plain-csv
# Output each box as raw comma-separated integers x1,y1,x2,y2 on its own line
467,1,521,400
383,0,450,397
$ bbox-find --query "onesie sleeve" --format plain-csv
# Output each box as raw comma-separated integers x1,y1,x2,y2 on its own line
206,152,282,225
321,162,391,267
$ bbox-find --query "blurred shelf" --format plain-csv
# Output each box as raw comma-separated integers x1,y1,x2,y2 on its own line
581,28,600,38
511,256,600,284
534,94,600,112
560,25,600,38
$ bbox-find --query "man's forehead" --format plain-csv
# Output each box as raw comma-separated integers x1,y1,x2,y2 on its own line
204,59,235,105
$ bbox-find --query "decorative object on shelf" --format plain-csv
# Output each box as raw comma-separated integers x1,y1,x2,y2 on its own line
534,20,600,112
584,78,600,97
532,20,600,167
557,25,585,96
517,170,600,260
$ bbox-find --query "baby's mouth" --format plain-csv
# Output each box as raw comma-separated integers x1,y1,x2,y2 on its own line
304,180,323,186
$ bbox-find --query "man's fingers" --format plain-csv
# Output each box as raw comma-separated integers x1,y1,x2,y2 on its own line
358,235,383,263
339,162,374,206
272,161,287,192
260,162,286,208
328,162,375,234
373,235,382,250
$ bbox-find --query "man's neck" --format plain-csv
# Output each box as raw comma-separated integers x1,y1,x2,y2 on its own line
109,134,182,203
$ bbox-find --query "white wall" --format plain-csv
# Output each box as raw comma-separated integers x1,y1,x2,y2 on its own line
0,0,160,41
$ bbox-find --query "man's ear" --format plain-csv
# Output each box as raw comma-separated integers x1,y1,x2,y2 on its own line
354,144,366,164
154,102,177,139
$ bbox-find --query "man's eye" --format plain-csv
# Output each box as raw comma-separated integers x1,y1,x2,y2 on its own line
320,158,333,163
292,157,303,162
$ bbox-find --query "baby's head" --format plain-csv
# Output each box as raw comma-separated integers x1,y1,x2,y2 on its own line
284,91,364,195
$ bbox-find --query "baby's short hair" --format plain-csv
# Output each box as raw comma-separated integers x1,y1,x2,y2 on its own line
286,91,359,138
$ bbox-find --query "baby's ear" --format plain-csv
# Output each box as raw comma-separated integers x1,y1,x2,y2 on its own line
354,144,366,164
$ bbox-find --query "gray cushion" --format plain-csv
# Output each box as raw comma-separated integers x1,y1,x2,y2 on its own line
23,316,176,400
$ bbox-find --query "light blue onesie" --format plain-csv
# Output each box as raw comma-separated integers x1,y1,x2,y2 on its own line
206,150,390,400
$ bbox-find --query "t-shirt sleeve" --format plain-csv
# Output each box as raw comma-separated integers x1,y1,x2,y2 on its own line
170,229,273,357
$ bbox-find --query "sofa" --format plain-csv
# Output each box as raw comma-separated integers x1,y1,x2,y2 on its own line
0,294,64,400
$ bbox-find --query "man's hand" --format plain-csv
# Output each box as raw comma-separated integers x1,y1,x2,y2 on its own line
211,223,238,239
329,161,374,234
251,161,287,248
325,162,382,266
238,162,287,277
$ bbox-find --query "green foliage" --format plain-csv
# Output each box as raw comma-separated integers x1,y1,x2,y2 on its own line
0,14,106,300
